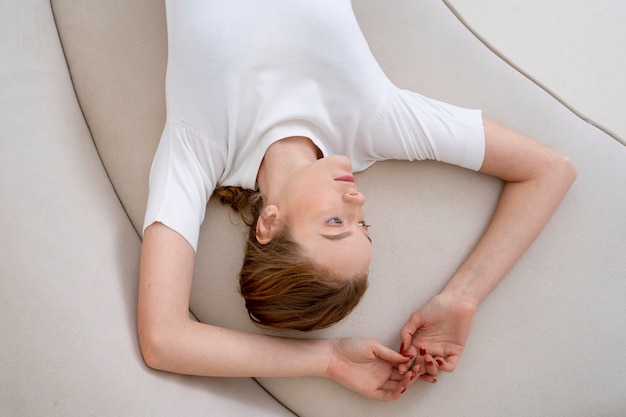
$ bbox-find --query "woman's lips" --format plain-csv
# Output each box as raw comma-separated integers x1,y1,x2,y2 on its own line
334,175,355,183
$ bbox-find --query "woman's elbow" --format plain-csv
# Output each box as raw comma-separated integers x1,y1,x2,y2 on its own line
138,323,170,371
557,155,578,187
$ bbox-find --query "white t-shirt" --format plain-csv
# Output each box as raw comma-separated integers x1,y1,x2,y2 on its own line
143,0,485,251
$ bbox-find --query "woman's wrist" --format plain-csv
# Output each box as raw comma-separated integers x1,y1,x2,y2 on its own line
322,338,342,381
441,271,483,311
288,337,336,379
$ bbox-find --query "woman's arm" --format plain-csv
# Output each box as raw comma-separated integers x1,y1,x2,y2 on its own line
138,222,415,400
399,118,577,375
447,119,577,305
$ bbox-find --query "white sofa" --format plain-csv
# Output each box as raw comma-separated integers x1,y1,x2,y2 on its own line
2,1,625,416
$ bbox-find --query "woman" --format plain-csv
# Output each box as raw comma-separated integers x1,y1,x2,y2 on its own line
138,0,576,400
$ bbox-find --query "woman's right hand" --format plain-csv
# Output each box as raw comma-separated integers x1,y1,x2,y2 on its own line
325,337,419,401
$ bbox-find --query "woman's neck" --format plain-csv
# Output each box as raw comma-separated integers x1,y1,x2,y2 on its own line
257,136,321,204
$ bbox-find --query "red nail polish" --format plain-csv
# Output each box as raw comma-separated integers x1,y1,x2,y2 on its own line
401,387,406,394
436,359,443,366
425,360,434,366
400,343,405,354
432,378,437,384
419,347,427,356
402,354,414,359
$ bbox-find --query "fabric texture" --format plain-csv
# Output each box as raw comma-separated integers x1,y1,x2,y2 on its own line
143,0,484,250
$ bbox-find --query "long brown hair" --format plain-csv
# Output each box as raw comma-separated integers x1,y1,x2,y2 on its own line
214,186,368,331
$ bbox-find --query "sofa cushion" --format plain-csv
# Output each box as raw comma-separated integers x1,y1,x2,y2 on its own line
50,0,626,416
1,0,294,415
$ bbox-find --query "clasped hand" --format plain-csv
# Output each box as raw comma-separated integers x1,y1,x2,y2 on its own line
327,337,421,402
328,292,476,400
398,292,476,380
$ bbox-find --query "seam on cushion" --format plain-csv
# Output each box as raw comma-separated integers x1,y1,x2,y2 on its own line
50,1,139,239
442,0,625,148
251,378,300,417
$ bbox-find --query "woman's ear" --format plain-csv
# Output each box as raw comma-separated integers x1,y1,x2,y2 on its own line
256,205,279,245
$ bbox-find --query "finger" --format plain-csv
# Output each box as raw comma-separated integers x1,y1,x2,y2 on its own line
423,353,440,376
377,381,407,402
372,388,397,402
403,353,426,375
383,371,412,391
390,368,405,382
418,346,428,358
394,380,409,398
399,341,418,358
397,362,410,375
418,373,438,384
397,344,418,374
398,352,417,375
406,366,421,386
372,341,411,366
379,369,416,401
380,379,401,392
399,311,422,351
435,355,458,373
432,356,452,372
399,370,415,393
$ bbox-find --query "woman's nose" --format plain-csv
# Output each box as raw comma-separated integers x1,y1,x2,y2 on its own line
343,191,366,205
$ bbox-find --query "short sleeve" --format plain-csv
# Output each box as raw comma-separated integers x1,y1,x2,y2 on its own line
362,88,485,171
142,120,226,252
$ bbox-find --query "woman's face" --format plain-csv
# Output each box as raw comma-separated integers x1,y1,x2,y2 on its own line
277,155,372,279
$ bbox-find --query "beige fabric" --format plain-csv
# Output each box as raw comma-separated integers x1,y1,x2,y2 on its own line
2,0,625,416
51,0,167,233
0,0,292,416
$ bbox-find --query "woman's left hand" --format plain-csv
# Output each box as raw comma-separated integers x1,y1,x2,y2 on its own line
398,292,476,378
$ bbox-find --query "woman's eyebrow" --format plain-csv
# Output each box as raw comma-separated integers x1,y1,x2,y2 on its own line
321,231,352,241
320,231,372,244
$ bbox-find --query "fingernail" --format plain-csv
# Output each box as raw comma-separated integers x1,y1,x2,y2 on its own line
436,359,444,366
401,387,406,394
419,347,427,356
410,372,417,381
402,354,414,359
400,343,405,353
432,378,437,384
425,360,434,366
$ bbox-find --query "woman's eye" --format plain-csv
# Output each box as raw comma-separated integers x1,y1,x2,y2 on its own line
328,217,343,225
358,220,371,229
